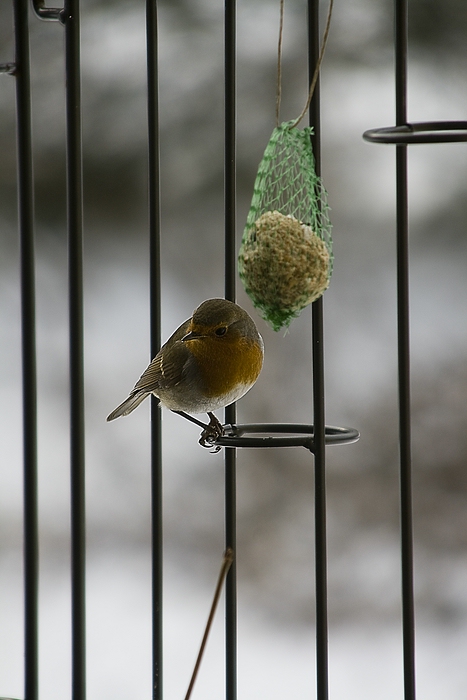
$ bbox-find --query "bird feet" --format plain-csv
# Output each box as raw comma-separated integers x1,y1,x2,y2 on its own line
172,410,225,452
199,412,224,452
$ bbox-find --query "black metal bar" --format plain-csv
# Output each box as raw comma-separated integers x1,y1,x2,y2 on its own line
62,1,86,698
363,120,467,144
146,1,163,699
312,302,328,700
224,0,237,699
395,0,407,128
224,0,236,306
394,1,416,699
31,0,64,22
13,1,39,698
308,1,329,699
223,447,237,700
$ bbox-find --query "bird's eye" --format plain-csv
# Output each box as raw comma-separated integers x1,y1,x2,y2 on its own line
215,326,227,336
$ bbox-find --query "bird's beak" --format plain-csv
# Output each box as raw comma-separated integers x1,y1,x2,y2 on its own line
181,330,198,342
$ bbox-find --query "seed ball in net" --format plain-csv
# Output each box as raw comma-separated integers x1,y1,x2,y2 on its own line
239,210,330,331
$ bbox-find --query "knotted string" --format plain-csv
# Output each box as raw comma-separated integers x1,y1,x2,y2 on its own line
276,0,334,129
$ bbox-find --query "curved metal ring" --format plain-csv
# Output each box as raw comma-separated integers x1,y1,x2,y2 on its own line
31,0,65,23
215,423,360,451
363,121,467,144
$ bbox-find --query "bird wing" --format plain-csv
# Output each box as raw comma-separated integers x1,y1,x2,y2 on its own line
106,389,153,421
133,318,192,393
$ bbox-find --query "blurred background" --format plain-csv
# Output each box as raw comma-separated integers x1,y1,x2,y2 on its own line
0,0,466,698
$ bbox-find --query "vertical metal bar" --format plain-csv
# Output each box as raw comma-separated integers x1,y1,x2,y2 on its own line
308,2,328,699
223,446,237,700
224,1,237,699
224,0,236,306
394,1,416,699
146,1,163,699
62,1,86,698
311,302,328,700
13,1,39,698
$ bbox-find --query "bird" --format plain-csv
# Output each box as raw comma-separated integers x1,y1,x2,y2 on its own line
107,298,264,448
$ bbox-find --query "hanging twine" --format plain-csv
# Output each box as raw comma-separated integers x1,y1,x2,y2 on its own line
275,0,285,127
276,0,334,129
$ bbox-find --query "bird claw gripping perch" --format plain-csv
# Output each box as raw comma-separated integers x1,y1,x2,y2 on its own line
199,413,225,453
174,410,224,452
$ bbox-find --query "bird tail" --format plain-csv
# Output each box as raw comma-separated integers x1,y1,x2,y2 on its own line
106,390,153,421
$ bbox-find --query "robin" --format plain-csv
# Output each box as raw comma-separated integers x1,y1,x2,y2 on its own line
107,298,264,448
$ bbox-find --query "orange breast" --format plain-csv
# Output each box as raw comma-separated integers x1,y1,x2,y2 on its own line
186,336,263,400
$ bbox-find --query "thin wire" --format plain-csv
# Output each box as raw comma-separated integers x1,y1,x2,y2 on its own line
183,550,234,700
276,0,333,128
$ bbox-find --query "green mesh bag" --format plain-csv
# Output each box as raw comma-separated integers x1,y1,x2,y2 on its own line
238,120,333,331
